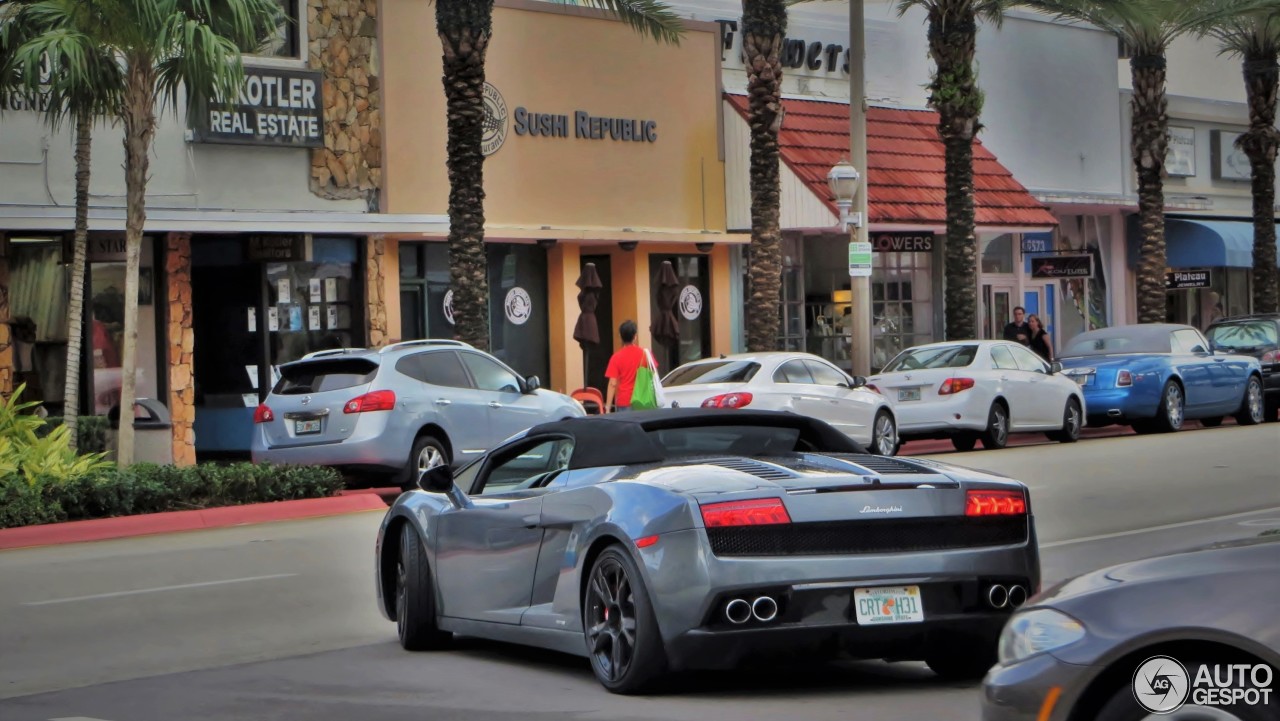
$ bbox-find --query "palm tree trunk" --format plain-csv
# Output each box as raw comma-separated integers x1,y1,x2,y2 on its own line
437,0,494,351
742,0,786,352
928,8,980,340
117,58,157,466
62,111,91,452
1239,52,1279,314
1129,55,1170,324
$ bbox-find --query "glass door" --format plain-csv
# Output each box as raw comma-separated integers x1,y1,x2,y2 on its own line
982,282,1016,340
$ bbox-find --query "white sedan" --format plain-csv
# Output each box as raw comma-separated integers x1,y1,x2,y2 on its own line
868,340,1086,451
661,352,900,455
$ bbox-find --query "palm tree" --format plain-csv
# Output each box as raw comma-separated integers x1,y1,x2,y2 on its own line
7,0,280,464
434,0,683,350
1,0,123,451
742,0,787,352
1203,10,1280,313
895,0,1009,340
1024,0,1267,324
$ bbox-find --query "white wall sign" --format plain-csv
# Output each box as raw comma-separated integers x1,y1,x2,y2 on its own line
679,285,703,320
1166,126,1195,177
1211,129,1251,181
504,287,532,325
443,289,455,325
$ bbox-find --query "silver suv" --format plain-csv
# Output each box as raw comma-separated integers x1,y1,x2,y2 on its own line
250,340,584,486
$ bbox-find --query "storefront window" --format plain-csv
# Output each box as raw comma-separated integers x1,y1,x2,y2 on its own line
7,238,68,412
873,249,935,370
487,244,549,384
1166,268,1250,331
89,250,159,415
649,254,711,373
980,233,1016,274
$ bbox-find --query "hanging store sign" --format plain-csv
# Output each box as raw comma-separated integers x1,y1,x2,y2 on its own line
870,232,933,253
1166,270,1211,290
1030,254,1092,279
189,67,323,148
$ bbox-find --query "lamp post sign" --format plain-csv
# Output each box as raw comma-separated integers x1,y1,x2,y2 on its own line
848,241,873,277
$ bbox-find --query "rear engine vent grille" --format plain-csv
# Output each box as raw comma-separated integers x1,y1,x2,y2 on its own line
706,516,1028,557
703,458,798,481
832,455,932,475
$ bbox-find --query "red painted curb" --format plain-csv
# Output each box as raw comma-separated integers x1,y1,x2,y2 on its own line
0,493,391,551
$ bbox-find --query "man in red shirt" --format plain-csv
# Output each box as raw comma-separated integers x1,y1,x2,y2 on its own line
604,320,646,413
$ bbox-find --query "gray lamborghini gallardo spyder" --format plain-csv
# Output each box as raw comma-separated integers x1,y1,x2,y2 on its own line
374,409,1040,694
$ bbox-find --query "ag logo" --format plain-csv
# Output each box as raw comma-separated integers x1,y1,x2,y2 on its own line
504,287,532,325
1133,655,1190,714
678,285,703,320
443,289,455,326
481,83,508,156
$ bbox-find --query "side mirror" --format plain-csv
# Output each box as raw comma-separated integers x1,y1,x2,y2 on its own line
524,375,541,393
1050,361,1063,375
851,375,868,388
417,464,454,493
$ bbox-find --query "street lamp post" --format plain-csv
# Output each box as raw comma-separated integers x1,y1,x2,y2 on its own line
845,0,872,377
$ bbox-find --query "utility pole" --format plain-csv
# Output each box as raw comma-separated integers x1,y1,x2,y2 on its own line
848,0,872,377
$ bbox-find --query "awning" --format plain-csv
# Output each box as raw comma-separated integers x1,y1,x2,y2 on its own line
723,94,1058,229
1126,217,1280,269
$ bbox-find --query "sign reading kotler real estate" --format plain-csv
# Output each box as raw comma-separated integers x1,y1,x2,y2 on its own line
188,67,324,148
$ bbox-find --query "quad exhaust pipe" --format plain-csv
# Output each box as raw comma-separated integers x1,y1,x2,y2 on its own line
986,583,1028,609
723,596,779,624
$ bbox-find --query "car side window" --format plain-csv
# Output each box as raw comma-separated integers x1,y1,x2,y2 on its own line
417,351,472,388
1172,330,1208,355
990,345,1019,371
773,359,814,384
476,437,575,495
1009,345,1049,374
461,352,523,393
804,360,849,387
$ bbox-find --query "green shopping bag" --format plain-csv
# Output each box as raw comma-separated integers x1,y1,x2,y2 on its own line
629,348,661,410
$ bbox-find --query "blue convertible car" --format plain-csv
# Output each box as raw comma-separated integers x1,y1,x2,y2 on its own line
1056,323,1265,432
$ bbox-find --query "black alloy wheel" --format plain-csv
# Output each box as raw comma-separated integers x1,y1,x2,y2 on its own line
583,547,667,693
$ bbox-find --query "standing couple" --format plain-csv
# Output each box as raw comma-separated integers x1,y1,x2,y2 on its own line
1002,306,1054,362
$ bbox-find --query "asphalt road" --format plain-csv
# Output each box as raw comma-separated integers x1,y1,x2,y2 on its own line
2,422,1278,721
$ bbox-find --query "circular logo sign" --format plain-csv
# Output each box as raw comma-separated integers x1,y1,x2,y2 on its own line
678,285,703,321
504,287,532,325
443,289,455,326
481,83,508,157
1132,655,1190,714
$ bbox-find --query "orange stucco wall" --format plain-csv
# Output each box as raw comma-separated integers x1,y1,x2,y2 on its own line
380,0,726,233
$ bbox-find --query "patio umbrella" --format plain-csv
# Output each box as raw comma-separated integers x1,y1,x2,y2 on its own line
651,261,681,369
572,263,603,386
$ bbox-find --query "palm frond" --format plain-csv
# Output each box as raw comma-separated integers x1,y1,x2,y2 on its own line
890,0,1011,30
1202,7,1280,57
1022,0,1276,53
549,0,685,44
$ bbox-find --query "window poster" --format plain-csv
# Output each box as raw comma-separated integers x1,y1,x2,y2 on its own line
308,306,321,330
309,278,322,302
277,278,291,304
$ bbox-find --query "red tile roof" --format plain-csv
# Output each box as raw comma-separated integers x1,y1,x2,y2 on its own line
725,94,1057,228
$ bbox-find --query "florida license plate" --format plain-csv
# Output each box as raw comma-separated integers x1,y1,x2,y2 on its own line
295,419,322,434
898,387,922,401
853,585,924,625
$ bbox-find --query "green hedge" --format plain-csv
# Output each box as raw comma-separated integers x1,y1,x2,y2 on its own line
0,463,345,530
38,416,111,455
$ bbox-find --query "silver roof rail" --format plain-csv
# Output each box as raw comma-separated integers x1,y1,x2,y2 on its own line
379,339,474,354
301,348,368,360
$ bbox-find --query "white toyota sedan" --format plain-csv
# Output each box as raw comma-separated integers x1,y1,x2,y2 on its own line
868,340,1086,451
661,352,900,455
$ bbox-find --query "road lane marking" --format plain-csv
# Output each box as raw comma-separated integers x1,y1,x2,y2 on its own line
1040,506,1280,549
51,717,116,720
22,573,299,606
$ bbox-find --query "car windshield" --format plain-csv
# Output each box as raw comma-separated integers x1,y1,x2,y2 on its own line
646,425,805,457
273,359,378,394
663,360,760,386
1060,331,1170,357
1207,321,1278,351
881,345,977,372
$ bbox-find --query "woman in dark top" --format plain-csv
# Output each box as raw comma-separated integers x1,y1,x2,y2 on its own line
1027,314,1053,362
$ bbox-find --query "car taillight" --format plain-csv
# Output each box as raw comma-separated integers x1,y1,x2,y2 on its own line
939,377,975,395
701,392,753,409
344,390,396,413
253,404,274,423
966,490,1027,516
700,498,791,527
866,384,881,394
1116,370,1133,387
1263,350,1278,364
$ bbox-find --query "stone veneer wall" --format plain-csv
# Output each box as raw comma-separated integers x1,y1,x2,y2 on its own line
366,235,389,347
166,233,196,467
308,0,382,203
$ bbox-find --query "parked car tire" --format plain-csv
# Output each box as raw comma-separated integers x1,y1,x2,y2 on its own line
1153,380,1185,433
870,410,899,456
951,434,978,452
583,546,668,694
1046,397,1083,443
1235,375,1265,426
396,524,452,651
401,434,449,491
980,402,1009,450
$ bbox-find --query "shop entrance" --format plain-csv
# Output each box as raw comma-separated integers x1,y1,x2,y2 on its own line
649,254,711,374
1021,283,1056,345
982,282,1017,340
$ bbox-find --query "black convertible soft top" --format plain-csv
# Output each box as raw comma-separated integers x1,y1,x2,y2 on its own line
526,409,863,470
